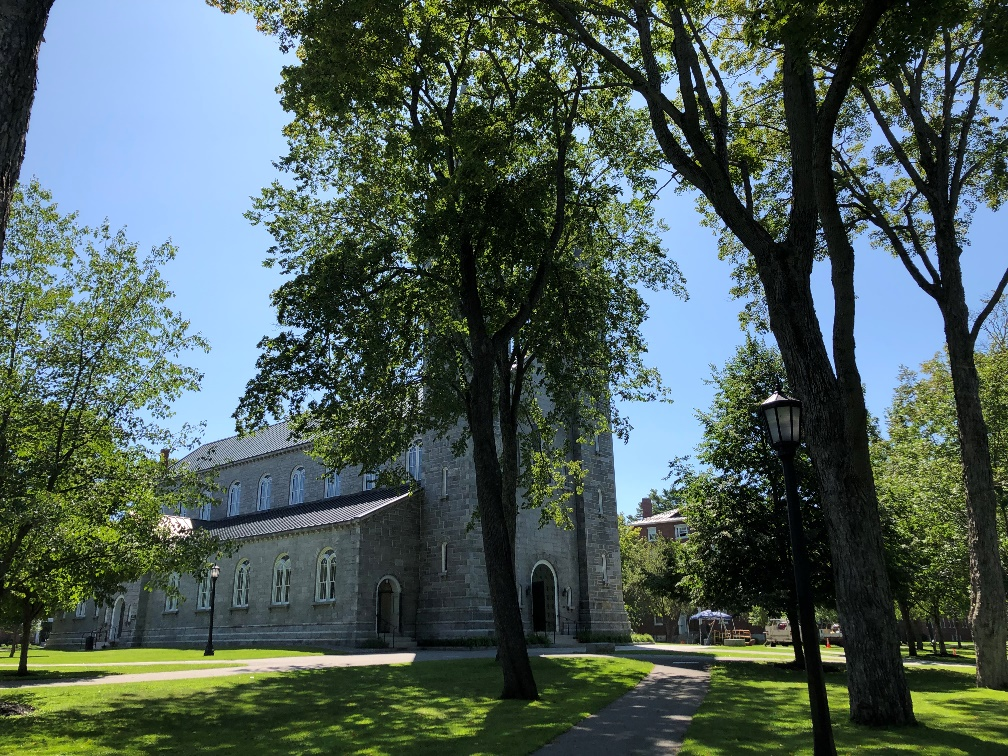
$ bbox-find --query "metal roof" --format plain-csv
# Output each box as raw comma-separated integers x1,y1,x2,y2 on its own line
184,485,412,541
178,422,306,471
631,509,685,527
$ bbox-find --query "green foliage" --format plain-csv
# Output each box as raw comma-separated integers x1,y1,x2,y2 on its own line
671,337,833,615
0,182,221,664
618,515,690,638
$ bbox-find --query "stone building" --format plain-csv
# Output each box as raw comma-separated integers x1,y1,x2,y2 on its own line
48,421,630,649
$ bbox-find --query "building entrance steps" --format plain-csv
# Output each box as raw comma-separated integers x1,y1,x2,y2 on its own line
533,659,710,756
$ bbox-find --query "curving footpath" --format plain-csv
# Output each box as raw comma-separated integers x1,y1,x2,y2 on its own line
533,656,710,756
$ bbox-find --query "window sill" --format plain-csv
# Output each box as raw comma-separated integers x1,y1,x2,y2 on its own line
230,606,249,612
268,603,290,611
195,607,211,614
312,600,337,607
162,609,179,616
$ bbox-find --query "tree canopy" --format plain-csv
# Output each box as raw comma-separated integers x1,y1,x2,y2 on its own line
0,182,220,675
214,0,682,699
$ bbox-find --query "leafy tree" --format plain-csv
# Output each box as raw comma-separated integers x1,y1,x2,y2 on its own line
533,0,921,723
0,2,54,261
618,516,689,640
0,182,220,675
665,337,832,666
212,0,680,699
834,0,1008,687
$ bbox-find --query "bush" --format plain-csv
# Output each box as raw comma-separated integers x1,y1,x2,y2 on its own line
631,633,655,643
525,633,553,647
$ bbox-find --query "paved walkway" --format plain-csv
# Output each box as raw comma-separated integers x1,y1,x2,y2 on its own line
534,657,710,756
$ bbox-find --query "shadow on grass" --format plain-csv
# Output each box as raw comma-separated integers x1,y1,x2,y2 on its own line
681,662,1008,756
0,669,107,683
1,656,650,756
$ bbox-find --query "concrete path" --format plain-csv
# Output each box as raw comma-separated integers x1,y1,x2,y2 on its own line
533,658,710,756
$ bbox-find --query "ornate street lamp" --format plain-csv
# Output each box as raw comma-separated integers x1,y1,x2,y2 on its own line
204,563,221,657
760,389,836,756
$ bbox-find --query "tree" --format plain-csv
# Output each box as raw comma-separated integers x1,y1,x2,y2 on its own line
0,1,54,262
212,0,681,700
668,337,832,666
618,516,689,640
834,0,1008,687
0,182,220,675
534,0,918,724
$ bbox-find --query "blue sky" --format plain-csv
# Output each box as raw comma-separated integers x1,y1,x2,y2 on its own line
24,1,1005,516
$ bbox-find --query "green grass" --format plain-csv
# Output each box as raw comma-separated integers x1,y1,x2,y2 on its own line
0,646,325,666
902,642,976,665
0,662,242,683
0,656,652,755
620,642,849,662
680,661,1008,754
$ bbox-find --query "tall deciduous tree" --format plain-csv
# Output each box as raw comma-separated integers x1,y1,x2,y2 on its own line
0,182,219,675
0,1,54,262
834,2,1008,686
618,516,689,640
536,0,915,723
213,0,680,700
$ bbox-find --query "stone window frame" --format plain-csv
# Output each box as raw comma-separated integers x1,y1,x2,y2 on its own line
74,601,87,619
289,466,306,506
227,481,241,517
440,542,448,574
363,472,377,491
406,443,422,482
164,572,181,613
233,560,250,608
272,554,292,605
324,471,340,499
316,548,338,602
258,474,272,511
601,553,608,585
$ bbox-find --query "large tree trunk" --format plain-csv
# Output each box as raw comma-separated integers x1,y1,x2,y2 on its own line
931,607,947,656
898,598,917,658
16,594,31,676
467,351,538,700
0,0,53,262
938,258,1008,688
787,605,805,669
758,248,915,725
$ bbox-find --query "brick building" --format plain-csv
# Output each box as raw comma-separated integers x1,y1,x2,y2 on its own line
626,497,690,639
48,421,629,648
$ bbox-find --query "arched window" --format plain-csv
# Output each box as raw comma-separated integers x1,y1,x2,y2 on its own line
363,472,377,491
601,553,608,585
258,475,272,511
75,601,86,618
164,572,180,612
406,444,422,481
324,472,340,499
289,467,306,506
316,549,337,602
227,481,241,517
198,499,212,520
272,554,291,605
233,560,250,607
197,572,212,610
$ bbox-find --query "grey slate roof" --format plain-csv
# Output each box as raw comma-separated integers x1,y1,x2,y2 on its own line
178,422,306,471
188,485,413,541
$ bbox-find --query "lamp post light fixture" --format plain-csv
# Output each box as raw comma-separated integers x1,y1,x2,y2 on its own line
204,563,221,657
760,389,836,756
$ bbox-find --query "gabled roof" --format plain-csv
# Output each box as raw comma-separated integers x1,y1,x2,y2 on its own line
631,509,686,527
172,485,413,541
178,422,306,471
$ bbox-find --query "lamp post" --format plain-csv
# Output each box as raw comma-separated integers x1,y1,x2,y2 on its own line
760,389,836,756
204,563,220,657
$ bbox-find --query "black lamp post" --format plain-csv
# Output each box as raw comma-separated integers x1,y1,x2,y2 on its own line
760,389,836,756
204,563,220,657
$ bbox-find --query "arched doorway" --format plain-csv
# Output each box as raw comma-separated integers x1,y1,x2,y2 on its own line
109,596,126,642
530,561,558,633
375,575,402,634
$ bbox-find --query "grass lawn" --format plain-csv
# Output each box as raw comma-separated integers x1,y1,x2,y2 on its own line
622,642,849,662
680,661,1007,754
0,662,242,683
0,646,325,666
0,656,652,755
902,642,976,665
